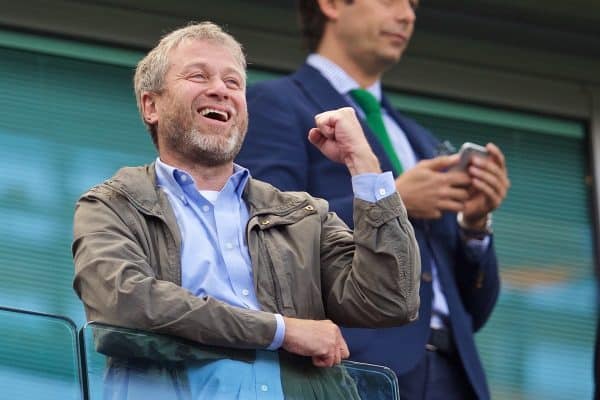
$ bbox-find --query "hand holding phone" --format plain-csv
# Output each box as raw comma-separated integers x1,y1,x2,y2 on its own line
453,142,489,171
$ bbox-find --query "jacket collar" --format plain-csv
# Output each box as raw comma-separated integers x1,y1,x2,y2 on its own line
104,163,171,219
103,163,180,253
243,178,308,217
105,163,309,219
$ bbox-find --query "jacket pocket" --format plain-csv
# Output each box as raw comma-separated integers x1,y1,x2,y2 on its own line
249,204,324,318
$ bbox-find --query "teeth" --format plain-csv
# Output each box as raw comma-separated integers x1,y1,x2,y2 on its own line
200,108,229,121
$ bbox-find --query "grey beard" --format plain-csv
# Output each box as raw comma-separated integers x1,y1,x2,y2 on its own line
167,126,245,167
188,127,244,166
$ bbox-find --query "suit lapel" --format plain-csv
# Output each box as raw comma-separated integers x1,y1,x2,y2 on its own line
292,64,396,175
292,64,349,111
381,95,437,162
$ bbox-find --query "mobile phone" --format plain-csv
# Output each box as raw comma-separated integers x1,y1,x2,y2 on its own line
453,142,489,171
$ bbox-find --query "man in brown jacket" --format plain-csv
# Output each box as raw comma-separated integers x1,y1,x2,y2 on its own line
72,21,420,398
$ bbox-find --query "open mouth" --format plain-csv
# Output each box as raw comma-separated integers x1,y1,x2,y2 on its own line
199,107,230,122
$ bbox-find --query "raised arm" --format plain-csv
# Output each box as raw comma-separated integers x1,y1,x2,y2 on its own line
308,107,421,326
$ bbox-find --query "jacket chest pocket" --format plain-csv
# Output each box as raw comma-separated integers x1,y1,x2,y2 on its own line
249,205,324,317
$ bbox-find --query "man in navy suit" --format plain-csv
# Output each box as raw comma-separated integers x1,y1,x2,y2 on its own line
237,1,510,399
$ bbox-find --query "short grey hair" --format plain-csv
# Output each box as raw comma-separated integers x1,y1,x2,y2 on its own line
133,21,246,147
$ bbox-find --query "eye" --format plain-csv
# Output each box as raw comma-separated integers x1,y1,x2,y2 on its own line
224,77,242,89
188,72,207,82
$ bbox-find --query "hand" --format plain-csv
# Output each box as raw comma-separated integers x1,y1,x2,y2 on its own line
282,317,350,368
461,143,510,228
395,154,472,219
308,107,380,175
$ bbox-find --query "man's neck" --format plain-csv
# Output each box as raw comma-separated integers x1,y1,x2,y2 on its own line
316,44,383,88
159,153,234,191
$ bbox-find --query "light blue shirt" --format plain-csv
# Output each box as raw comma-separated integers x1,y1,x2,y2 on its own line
307,54,490,328
156,158,285,348
155,157,395,398
156,159,284,399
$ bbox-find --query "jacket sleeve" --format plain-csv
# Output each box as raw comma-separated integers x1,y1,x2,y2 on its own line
72,189,278,350
318,193,421,328
455,233,501,332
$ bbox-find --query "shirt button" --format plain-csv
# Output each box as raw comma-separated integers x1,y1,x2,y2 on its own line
378,188,387,196
242,289,249,296
180,175,188,182
225,242,234,250
260,385,268,392
201,205,210,212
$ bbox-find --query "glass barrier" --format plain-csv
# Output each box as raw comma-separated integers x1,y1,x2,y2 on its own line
0,306,84,400
81,322,399,399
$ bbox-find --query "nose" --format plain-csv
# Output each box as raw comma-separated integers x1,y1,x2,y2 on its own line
395,0,416,24
206,77,229,100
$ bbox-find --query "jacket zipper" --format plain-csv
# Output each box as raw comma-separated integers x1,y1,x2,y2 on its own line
258,230,285,314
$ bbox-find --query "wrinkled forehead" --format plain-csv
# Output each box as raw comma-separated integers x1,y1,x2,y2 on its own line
168,37,246,74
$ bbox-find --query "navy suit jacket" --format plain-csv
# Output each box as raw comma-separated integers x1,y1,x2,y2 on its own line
238,63,500,399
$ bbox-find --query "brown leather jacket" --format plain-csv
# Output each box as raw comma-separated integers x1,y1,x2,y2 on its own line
73,163,420,350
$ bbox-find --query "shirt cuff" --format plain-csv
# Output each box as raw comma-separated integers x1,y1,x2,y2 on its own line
465,235,491,254
351,171,396,203
266,313,286,350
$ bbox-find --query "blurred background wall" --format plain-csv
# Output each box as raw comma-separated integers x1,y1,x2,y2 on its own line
0,1,599,398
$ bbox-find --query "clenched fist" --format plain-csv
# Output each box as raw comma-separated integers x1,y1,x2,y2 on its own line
308,107,380,176
282,317,350,368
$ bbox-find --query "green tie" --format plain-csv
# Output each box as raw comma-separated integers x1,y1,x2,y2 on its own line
350,88,403,175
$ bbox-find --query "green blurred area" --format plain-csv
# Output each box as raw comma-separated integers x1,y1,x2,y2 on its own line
0,42,594,400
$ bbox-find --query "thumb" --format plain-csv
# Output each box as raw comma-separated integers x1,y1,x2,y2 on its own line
308,128,325,146
422,154,460,171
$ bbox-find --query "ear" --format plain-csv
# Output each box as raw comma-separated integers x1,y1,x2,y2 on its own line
317,0,343,21
141,91,159,125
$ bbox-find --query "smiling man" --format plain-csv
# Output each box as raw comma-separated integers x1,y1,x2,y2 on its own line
72,22,420,398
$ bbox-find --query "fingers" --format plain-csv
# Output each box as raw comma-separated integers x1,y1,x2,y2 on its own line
307,127,325,147
339,335,350,359
313,107,357,138
311,108,378,174
444,169,472,187
481,143,510,191
312,338,348,368
396,161,472,218
282,317,348,368
468,149,510,209
437,199,465,213
311,356,329,368
332,331,349,367
459,143,509,217
485,142,506,170
421,153,461,171
313,111,336,138
436,184,469,212
314,322,348,368
470,179,501,210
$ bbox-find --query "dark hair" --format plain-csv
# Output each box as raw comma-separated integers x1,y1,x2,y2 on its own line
297,0,353,52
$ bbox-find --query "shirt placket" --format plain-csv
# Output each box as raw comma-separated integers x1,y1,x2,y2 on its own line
214,185,259,309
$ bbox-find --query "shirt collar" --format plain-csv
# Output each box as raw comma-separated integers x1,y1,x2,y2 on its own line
155,157,250,203
306,53,382,102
